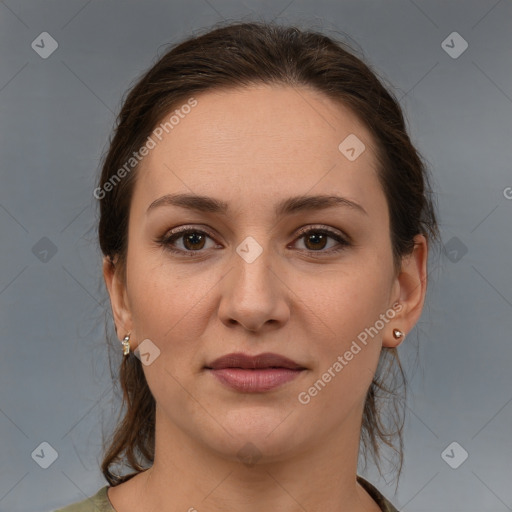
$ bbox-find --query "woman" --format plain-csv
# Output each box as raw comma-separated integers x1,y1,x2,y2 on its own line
56,21,439,512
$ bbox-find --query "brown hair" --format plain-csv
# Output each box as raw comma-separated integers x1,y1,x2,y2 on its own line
97,21,440,487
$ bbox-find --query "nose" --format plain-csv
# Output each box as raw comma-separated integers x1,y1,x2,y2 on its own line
218,240,290,333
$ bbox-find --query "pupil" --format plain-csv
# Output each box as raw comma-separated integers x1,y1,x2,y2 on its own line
185,233,204,250
307,233,326,250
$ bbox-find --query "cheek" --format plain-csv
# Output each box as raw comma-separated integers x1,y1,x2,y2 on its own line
297,256,392,397
295,291,389,419
130,274,209,346
304,258,392,345
125,260,212,407
125,248,230,384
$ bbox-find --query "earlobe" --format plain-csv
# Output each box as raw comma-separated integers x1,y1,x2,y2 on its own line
383,234,428,348
102,256,133,340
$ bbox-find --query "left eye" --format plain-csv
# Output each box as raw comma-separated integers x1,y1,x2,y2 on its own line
294,228,349,252
158,227,349,255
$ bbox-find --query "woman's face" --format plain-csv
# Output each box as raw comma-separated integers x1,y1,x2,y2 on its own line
106,85,426,462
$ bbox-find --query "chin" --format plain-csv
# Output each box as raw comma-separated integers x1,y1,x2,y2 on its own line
199,408,311,464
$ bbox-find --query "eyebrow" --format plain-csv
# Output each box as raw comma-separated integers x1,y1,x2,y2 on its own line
146,193,368,217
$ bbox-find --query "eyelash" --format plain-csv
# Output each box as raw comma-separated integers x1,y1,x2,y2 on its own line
156,225,351,257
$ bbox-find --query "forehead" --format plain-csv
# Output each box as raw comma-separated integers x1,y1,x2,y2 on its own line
133,85,386,218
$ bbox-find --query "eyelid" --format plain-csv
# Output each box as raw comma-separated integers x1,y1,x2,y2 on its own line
294,224,348,241
158,223,351,255
162,224,218,242
161,223,348,241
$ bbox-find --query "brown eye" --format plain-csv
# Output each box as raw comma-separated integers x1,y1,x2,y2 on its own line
181,232,207,251
157,225,350,257
294,227,350,254
303,232,329,251
159,228,217,255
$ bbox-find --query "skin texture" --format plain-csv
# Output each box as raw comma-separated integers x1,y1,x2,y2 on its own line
103,85,428,512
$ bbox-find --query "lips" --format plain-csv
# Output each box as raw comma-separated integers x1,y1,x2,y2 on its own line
206,352,305,371
205,352,306,393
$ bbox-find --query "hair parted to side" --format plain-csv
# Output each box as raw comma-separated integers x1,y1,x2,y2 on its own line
97,21,440,487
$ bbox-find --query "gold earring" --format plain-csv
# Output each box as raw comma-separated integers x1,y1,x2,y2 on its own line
392,328,404,340
122,334,131,356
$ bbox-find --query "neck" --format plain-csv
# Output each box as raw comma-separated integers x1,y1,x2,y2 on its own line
110,404,381,512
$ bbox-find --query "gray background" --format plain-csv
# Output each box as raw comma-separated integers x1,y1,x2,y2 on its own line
1,1,511,511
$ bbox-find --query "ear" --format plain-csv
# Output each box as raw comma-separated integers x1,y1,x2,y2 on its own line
383,234,428,348
102,256,133,341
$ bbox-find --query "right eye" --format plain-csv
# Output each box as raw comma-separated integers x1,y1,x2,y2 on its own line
157,227,219,256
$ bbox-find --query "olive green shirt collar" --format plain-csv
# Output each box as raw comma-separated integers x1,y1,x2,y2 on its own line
55,476,399,512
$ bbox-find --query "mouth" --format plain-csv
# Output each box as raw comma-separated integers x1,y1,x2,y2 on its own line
204,352,307,393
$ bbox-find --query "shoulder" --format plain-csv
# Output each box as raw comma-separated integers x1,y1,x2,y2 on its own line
53,486,115,512
357,475,400,512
